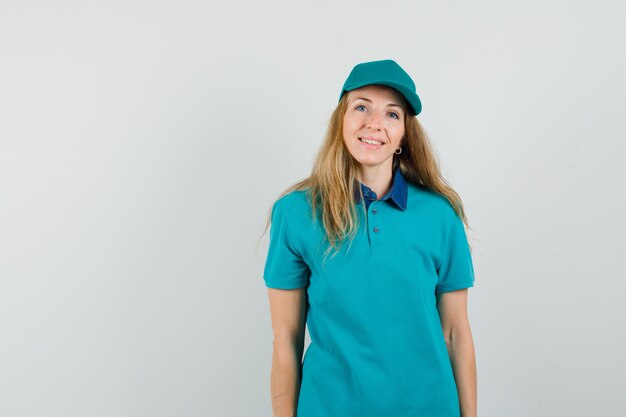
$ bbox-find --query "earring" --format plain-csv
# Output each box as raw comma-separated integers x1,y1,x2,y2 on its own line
395,147,402,155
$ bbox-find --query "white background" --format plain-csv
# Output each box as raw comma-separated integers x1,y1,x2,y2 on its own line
1,1,625,416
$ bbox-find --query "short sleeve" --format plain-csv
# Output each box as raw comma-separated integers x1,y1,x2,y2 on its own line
263,199,310,289
435,212,475,294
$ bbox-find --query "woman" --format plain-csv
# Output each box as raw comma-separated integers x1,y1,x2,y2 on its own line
262,59,477,417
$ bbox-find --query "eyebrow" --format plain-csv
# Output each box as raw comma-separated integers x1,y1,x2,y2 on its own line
351,97,404,110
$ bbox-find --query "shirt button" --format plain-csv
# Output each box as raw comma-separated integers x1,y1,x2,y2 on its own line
373,227,380,233
372,208,377,214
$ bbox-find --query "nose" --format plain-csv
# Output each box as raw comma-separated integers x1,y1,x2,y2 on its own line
365,110,383,129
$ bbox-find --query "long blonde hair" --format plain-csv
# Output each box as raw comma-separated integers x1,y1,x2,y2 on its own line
259,92,472,265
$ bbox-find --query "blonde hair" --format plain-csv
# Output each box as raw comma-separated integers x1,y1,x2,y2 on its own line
259,90,472,266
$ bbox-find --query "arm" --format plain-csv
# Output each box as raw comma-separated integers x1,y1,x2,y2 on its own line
267,287,308,417
437,288,477,417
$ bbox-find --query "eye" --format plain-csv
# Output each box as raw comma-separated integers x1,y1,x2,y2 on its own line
388,112,400,119
355,104,367,111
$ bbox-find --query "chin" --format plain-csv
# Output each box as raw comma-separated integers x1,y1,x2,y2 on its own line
356,159,384,168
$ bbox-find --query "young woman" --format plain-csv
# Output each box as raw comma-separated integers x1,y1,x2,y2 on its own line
262,59,477,417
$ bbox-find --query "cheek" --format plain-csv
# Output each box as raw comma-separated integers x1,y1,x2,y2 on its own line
342,120,356,140
393,126,405,141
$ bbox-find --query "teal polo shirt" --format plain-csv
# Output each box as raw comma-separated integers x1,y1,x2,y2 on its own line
263,171,475,417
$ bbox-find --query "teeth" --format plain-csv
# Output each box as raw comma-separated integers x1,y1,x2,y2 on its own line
360,138,382,145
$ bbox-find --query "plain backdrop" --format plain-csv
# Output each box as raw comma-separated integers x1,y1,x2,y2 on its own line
1,1,625,416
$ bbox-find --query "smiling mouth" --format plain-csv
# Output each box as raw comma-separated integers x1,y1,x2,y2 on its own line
358,137,384,145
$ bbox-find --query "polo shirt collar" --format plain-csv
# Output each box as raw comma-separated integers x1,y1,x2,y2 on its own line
355,166,408,211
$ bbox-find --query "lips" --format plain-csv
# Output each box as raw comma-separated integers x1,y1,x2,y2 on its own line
358,136,384,145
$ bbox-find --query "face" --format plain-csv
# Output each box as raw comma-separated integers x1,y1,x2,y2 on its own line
342,84,406,173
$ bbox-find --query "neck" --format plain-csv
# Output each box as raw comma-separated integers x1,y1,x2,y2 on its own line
358,163,394,199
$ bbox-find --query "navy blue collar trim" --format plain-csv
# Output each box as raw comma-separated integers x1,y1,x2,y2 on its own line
355,166,408,211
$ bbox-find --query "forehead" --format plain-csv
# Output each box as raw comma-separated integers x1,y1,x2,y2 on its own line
347,84,405,105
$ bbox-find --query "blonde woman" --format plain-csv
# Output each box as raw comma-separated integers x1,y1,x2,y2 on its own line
262,59,477,417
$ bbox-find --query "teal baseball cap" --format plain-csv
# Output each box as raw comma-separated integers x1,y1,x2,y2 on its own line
338,59,422,116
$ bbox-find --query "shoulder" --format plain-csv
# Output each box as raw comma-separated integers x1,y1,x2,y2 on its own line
273,189,309,211
271,189,313,224
270,189,318,249
407,182,457,218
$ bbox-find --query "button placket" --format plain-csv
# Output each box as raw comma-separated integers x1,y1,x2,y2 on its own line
367,201,385,262
370,202,380,234
372,203,380,233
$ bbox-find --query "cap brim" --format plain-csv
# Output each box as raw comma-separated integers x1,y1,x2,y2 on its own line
340,79,422,116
